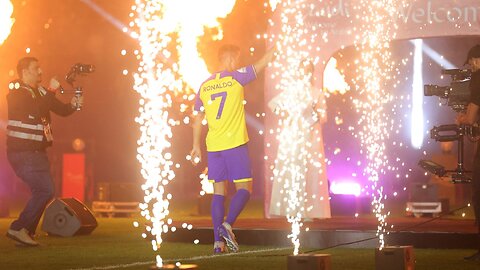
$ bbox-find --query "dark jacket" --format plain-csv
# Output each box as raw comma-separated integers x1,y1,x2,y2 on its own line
6,81,75,152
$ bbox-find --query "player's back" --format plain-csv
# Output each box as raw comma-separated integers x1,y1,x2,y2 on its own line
195,66,257,152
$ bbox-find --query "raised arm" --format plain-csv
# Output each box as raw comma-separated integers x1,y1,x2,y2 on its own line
253,45,277,74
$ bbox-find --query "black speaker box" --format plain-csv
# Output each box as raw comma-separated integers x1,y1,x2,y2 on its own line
41,198,98,237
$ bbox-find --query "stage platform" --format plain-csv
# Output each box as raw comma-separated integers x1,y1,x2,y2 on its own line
166,216,479,249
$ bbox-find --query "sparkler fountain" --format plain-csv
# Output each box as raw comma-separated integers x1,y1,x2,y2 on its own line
131,0,235,268
352,0,407,249
267,0,408,255
268,0,323,256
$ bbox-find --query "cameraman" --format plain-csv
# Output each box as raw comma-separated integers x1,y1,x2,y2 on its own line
5,57,83,246
457,45,480,260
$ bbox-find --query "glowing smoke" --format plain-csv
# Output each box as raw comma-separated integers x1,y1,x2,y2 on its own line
0,0,14,45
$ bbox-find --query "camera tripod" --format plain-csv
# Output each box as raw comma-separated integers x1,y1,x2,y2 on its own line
424,124,474,183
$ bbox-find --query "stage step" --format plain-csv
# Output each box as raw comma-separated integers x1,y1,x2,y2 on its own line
163,227,479,250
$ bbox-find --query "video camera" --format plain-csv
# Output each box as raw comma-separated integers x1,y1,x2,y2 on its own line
424,69,471,112
65,63,95,86
420,69,476,183
61,63,95,111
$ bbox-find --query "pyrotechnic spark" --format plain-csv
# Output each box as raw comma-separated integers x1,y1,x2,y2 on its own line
132,0,235,267
267,0,411,253
0,0,14,45
268,0,281,12
199,168,214,196
352,0,407,249
267,0,353,256
323,57,350,94
267,0,321,255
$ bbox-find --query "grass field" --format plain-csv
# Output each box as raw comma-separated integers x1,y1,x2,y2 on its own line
1,217,480,270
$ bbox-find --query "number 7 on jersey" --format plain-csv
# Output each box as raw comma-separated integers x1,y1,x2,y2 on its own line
211,91,227,119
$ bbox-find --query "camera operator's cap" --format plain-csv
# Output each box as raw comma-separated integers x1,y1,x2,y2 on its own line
465,44,480,65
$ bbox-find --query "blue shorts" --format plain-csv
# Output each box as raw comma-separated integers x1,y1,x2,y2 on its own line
207,144,252,183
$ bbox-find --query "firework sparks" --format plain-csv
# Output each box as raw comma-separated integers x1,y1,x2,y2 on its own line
267,0,320,255
0,0,14,45
268,0,281,12
352,0,407,249
266,0,409,253
131,0,235,267
199,168,214,196
323,57,350,95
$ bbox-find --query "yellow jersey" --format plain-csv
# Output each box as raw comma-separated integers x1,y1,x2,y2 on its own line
194,65,257,152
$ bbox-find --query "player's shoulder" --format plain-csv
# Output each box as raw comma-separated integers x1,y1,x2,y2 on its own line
199,73,218,88
234,65,253,74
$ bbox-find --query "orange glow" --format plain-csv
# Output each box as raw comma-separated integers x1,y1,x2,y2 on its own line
323,57,350,94
269,0,281,11
167,0,236,91
0,0,14,45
